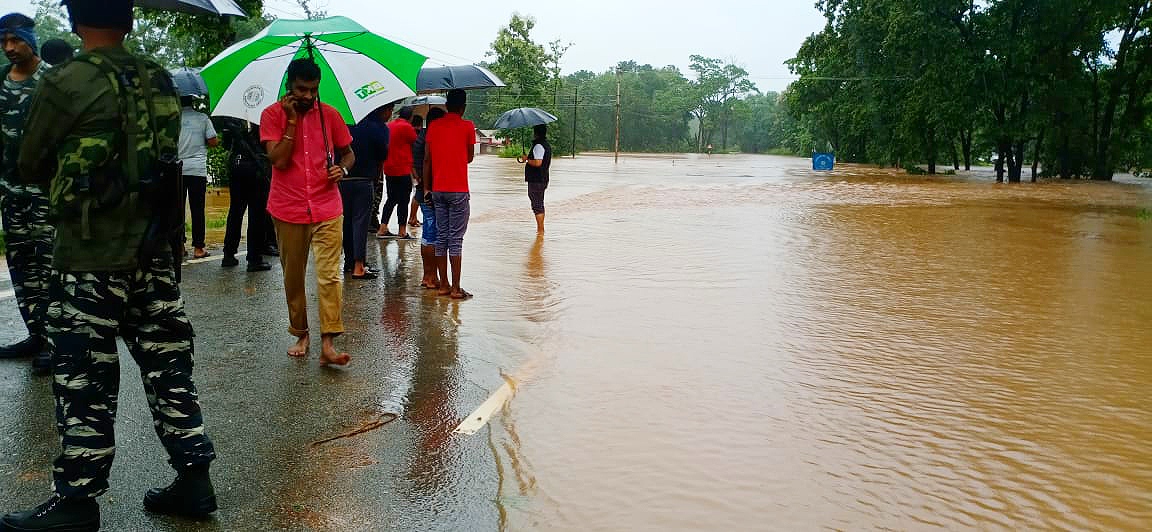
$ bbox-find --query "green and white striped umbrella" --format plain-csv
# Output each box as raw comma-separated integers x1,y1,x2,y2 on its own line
201,16,426,125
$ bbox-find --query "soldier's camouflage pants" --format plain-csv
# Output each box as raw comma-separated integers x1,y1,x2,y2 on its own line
46,258,216,498
0,191,54,340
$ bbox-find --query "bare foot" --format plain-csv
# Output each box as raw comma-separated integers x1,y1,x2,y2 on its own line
320,350,350,366
288,335,309,357
437,287,452,297
320,336,350,366
450,288,474,300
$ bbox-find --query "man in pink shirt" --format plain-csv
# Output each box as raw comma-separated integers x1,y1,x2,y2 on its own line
260,58,355,366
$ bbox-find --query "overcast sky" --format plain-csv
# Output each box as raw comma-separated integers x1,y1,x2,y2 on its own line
10,0,827,92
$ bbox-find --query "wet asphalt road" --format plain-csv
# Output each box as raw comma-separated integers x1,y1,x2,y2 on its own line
0,236,509,531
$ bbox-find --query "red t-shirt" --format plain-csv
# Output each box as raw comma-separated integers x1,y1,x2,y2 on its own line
382,119,417,177
427,113,476,193
260,101,353,224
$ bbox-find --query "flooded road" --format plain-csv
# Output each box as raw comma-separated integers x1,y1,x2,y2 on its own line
1,153,1150,530
457,154,1152,530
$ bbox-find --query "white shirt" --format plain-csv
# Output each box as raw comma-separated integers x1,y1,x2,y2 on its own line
531,143,545,160
178,107,218,177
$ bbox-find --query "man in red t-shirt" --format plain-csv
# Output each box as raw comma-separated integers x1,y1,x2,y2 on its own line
260,58,355,366
378,106,418,239
422,89,476,299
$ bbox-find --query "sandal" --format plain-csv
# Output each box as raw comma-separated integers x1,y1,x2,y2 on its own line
349,270,379,280
450,289,474,300
376,231,396,239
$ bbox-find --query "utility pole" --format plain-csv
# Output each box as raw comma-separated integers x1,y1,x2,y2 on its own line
614,67,621,164
572,86,578,159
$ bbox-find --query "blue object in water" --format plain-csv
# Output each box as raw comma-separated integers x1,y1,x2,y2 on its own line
813,153,835,171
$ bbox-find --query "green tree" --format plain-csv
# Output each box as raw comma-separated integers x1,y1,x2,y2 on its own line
689,55,756,152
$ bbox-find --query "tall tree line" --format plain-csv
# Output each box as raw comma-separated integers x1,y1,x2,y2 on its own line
785,0,1152,181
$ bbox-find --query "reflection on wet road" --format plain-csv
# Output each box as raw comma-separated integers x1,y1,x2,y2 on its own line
1,154,1150,530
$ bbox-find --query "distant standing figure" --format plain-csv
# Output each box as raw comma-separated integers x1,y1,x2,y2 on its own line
366,102,394,231
523,123,551,234
379,105,417,239
220,118,273,271
342,104,391,280
706,143,714,156
424,89,476,299
407,113,424,228
416,108,446,290
179,95,219,258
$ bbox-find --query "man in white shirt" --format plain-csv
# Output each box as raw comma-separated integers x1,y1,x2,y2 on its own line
178,95,219,258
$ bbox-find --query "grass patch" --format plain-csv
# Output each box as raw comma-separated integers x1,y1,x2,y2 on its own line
499,144,526,159
184,215,228,234
1139,208,1151,221
0,230,5,255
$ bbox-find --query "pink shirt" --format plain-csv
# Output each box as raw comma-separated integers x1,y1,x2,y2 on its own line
260,101,353,224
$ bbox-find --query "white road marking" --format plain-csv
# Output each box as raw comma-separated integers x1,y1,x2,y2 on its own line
454,378,517,436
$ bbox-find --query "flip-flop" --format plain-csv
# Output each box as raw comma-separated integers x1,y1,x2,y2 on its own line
398,234,415,240
350,270,379,280
408,221,421,227
376,232,396,239
450,289,474,300
193,251,211,259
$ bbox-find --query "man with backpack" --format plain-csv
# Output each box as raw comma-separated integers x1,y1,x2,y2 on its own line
0,12,53,375
220,117,273,271
4,1,218,529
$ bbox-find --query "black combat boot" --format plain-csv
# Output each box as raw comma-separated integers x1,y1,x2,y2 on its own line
0,336,40,359
143,464,217,518
0,495,100,532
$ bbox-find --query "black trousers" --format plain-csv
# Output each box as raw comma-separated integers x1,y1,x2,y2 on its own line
339,179,373,270
183,175,208,248
381,175,412,230
223,175,268,263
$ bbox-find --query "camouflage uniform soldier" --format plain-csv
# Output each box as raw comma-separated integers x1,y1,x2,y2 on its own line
0,12,53,374
2,2,217,530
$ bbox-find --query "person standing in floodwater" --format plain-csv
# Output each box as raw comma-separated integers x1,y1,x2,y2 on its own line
522,123,551,234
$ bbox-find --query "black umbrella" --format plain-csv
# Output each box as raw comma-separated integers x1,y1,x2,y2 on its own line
137,0,248,16
493,107,558,129
170,67,208,97
417,64,506,94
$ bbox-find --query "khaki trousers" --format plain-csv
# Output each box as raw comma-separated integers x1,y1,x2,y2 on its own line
274,216,344,337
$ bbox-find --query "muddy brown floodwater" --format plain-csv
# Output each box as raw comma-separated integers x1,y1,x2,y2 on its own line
443,154,1152,531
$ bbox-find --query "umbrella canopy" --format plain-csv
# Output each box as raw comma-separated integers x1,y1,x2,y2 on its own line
405,95,446,106
137,0,248,16
417,64,505,94
493,107,558,129
170,67,208,97
200,16,426,125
